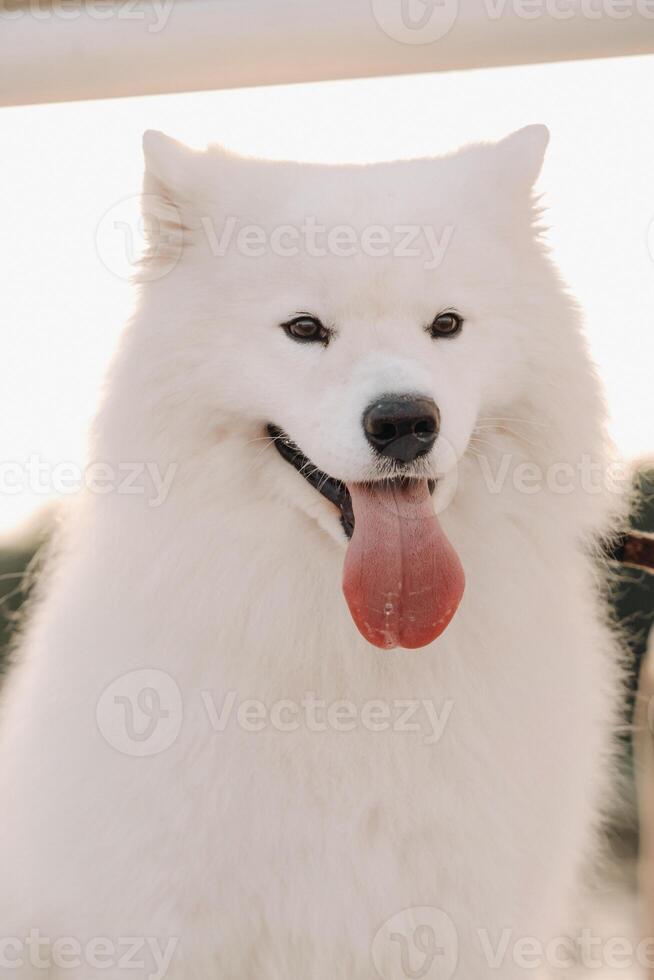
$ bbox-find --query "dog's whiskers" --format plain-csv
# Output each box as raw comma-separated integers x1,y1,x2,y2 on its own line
243,436,279,477
473,420,547,452
244,435,279,448
468,434,498,451
477,416,549,428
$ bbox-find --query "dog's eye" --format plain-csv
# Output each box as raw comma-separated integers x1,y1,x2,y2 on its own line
282,315,329,345
428,311,464,338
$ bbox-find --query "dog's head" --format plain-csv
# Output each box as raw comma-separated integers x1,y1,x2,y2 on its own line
131,126,592,650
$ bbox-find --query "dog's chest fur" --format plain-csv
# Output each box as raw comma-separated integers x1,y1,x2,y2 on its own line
0,489,617,979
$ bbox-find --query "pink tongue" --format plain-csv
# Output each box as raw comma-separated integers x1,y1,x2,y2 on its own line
342,480,465,650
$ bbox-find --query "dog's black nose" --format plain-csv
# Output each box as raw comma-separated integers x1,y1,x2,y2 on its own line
363,395,440,463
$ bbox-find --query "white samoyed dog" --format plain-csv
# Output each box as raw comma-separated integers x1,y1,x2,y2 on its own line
0,126,626,979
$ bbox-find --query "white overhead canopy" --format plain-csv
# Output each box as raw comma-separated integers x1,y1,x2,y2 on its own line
2,0,654,107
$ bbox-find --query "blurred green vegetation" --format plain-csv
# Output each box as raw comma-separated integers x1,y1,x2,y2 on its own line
0,544,40,672
611,467,654,705
0,547,35,669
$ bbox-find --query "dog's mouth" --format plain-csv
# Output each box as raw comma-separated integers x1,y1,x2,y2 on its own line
267,424,358,539
267,423,465,651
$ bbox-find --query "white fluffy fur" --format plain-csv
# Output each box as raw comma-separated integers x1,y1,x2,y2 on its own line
0,127,626,978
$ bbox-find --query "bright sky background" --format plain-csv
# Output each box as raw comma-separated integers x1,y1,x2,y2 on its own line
1,54,653,537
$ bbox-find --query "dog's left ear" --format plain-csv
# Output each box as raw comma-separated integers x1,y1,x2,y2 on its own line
491,124,550,191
